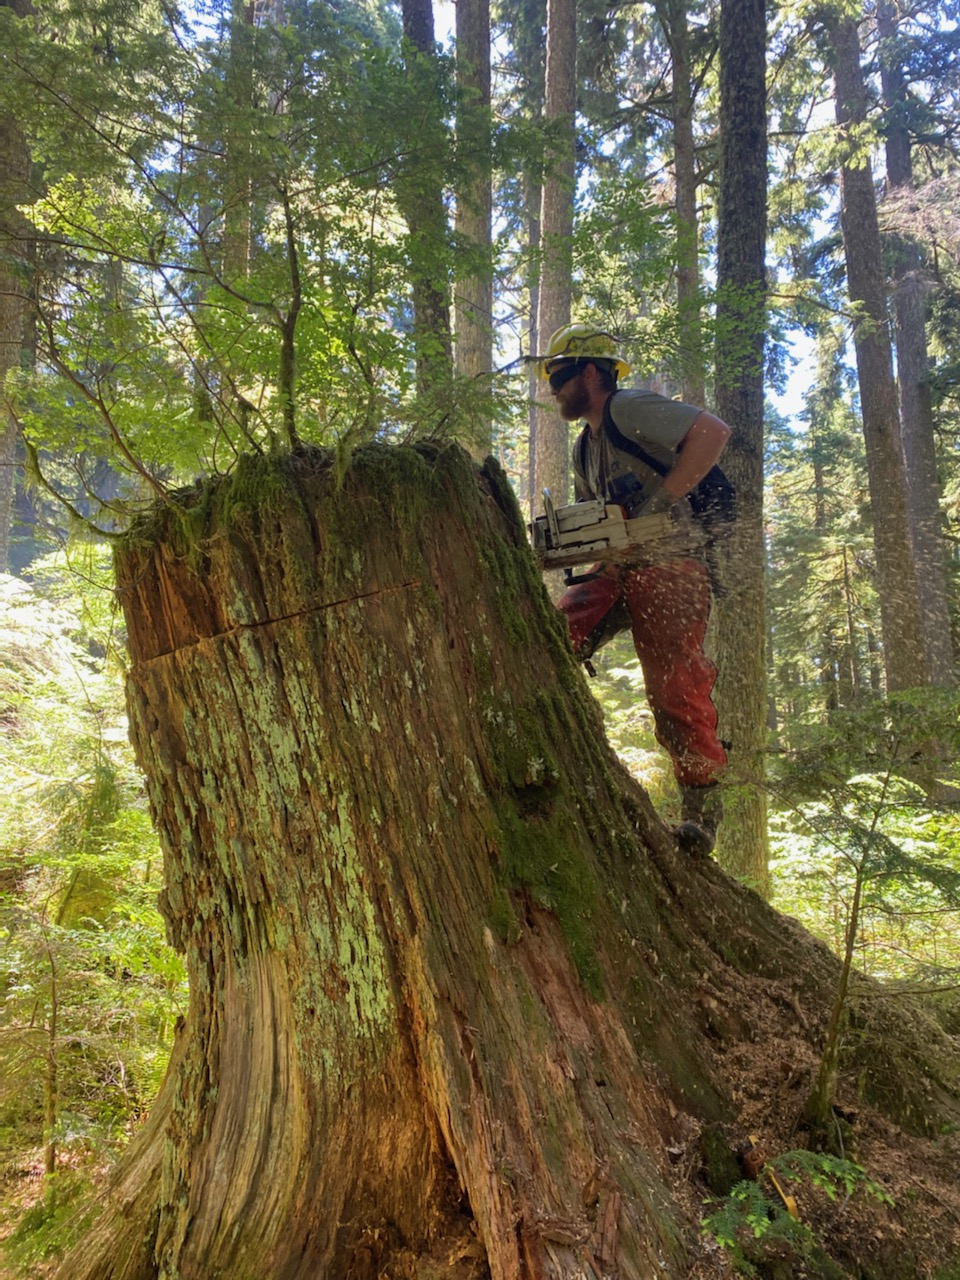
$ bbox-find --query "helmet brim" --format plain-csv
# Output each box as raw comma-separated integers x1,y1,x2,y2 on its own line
529,355,632,381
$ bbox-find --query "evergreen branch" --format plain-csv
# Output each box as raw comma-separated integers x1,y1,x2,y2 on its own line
767,289,857,322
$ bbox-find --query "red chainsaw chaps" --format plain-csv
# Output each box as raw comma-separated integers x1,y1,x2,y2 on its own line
557,558,726,788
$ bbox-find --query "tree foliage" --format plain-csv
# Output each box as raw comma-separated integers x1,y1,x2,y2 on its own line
0,555,184,1209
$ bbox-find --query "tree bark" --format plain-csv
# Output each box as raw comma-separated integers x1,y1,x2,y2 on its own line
0,0,33,573
533,0,576,510
711,0,769,890
654,0,705,406
827,15,930,693
398,0,455,395
221,0,255,286
51,443,960,1280
455,0,494,458
526,167,541,517
877,0,955,686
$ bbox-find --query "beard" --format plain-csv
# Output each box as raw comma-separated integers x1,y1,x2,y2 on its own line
556,378,590,421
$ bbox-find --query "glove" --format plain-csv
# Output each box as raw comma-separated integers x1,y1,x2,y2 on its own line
635,486,679,518
634,486,702,549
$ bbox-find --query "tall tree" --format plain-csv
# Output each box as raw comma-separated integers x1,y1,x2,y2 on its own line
455,0,494,456
712,0,768,888
398,0,455,395
0,0,32,572
495,0,546,511
877,0,955,686
533,0,576,510
221,0,255,285
653,0,706,405
765,329,876,734
824,13,930,693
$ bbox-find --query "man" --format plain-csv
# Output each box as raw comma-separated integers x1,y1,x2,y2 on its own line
540,324,731,857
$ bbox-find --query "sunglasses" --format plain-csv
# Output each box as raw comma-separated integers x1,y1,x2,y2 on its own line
546,361,584,392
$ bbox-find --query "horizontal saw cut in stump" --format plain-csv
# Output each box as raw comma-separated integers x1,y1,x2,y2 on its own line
55,443,960,1280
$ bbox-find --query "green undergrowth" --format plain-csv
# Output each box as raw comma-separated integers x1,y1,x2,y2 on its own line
591,639,960,997
768,690,960,985
582,635,674,811
1,554,185,1274
702,1150,893,1279
3,1170,100,1273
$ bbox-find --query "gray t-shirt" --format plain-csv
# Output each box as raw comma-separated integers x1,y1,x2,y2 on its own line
575,389,701,505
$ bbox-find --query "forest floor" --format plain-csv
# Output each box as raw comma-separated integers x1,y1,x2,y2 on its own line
0,1166,51,1279
0,1148,102,1280
704,1090,960,1278
674,941,960,1280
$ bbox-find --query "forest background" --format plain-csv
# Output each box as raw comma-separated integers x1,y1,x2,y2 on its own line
0,0,959,1271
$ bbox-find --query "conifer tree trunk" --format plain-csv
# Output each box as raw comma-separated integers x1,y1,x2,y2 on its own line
508,0,546,516
221,0,255,285
533,0,576,509
398,0,454,395
826,14,930,693
712,0,769,889
877,0,955,685
0,0,32,573
455,0,494,456
654,0,704,406
526,173,541,516
54,444,960,1280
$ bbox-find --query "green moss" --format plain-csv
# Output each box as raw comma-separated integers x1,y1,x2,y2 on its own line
525,686,636,865
620,972,730,1121
350,442,444,525
700,1123,742,1195
488,885,520,944
212,450,301,525
479,453,524,528
468,635,494,686
434,439,492,506
484,696,561,793
493,796,604,998
476,660,631,999
482,539,532,649
120,442,447,571
120,449,321,573
318,443,448,587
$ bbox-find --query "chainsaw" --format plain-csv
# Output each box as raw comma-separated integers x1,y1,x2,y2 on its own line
529,490,700,571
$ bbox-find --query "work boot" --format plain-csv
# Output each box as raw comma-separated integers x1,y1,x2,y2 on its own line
674,783,723,857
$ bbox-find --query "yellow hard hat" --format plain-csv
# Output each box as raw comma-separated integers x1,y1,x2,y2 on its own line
539,324,631,380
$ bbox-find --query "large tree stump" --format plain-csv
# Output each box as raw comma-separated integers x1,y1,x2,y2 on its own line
56,444,960,1280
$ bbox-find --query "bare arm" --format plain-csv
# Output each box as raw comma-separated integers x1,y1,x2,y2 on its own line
660,411,731,499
